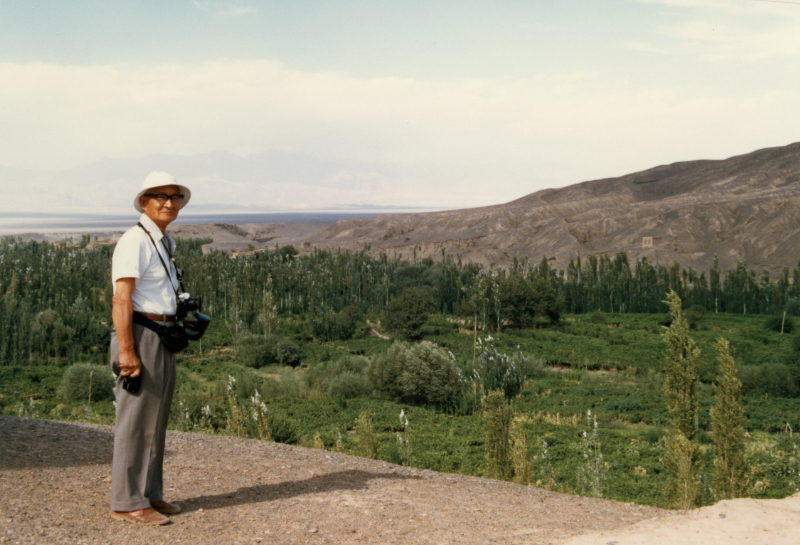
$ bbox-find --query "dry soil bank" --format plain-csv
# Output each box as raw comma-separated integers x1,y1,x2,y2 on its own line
1,416,797,545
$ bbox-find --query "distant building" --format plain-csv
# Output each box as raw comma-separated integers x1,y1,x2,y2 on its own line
301,241,312,249
642,236,663,248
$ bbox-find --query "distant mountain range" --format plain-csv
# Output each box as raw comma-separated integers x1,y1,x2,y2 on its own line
12,141,800,274
279,141,800,274
0,150,481,214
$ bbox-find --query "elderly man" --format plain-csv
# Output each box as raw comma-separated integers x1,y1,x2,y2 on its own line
109,172,191,525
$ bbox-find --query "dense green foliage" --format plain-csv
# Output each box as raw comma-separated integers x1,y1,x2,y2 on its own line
368,342,462,409
4,309,800,507
384,287,435,339
235,333,302,367
59,363,116,403
4,236,800,367
4,236,800,509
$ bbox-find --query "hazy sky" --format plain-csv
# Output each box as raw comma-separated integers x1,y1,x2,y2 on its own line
1,0,799,211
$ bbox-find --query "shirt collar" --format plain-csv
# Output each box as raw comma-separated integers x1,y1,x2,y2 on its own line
139,213,166,242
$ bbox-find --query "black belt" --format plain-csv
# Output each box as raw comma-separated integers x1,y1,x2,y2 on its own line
135,312,177,322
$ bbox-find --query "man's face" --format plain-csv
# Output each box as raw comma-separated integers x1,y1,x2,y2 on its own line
140,184,182,227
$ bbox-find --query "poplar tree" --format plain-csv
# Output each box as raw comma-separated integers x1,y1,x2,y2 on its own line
510,417,531,485
483,389,513,480
711,338,749,499
662,290,700,509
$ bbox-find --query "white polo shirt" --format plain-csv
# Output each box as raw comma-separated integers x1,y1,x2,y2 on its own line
112,214,179,315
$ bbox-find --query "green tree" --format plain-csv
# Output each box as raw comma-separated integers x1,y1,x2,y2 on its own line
662,290,701,509
384,287,435,339
355,410,379,459
711,338,749,499
368,342,462,409
499,274,562,328
482,389,513,480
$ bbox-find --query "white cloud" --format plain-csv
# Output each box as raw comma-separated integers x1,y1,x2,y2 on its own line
637,0,788,11
635,0,800,60
0,59,798,210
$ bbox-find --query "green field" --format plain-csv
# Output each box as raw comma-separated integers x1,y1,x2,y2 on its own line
2,310,799,509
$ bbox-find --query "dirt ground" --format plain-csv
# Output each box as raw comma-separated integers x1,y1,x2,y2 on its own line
1,416,797,545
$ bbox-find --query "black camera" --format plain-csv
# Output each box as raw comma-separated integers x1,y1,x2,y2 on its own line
176,293,211,342
176,295,202,321
111,361,142,394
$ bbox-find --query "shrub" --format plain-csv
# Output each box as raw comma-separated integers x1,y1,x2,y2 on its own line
267,368,308,399
644,427,665,444
309,306,360,342
308,356,371,399
172,383,214,425
589,310,606,324
786,299,800,317
267,409,299,444
236,334,274,368
60,364,115,402
384,287,435,340
473,337,544,400
368,341,462,409
765,314,795,334
274,339,302,366
236,334,302,368
618,398,644,412
232,369,271,399
355,410,379,459
576,411,606,498
327,372,370,399
739,363,799,398
685,306,705,330
224,376,245,438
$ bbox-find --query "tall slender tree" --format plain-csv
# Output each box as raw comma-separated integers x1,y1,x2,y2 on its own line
662,290,701,509
711,338,749,499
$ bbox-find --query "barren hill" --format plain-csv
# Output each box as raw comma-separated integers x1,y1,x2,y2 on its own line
305,142,800,273
171,141,800,274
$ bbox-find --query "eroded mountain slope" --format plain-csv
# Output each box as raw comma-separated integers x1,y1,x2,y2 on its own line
306,142,800,272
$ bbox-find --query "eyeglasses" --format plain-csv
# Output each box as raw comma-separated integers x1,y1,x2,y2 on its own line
143,193,185,205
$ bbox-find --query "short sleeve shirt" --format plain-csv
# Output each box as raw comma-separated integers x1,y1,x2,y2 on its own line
112,214,179,315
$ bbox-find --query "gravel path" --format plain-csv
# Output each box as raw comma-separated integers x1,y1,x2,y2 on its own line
0,416,666,545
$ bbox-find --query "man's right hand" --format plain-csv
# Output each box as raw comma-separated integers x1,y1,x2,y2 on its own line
112,278,140,377
118,350,141,377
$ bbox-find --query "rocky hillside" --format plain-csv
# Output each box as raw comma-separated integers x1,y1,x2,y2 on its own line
307,142,800,273
175,141,800,273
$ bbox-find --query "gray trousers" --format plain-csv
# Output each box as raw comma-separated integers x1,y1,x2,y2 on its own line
109,323,177,512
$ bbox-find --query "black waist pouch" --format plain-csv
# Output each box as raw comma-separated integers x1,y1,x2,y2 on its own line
133,312,189,354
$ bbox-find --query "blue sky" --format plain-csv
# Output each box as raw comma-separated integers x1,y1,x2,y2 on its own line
1,0,799,211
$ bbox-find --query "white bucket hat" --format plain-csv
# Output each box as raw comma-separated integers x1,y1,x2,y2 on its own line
134,172,192,213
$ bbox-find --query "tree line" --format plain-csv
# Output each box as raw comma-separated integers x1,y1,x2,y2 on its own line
2,235,800,365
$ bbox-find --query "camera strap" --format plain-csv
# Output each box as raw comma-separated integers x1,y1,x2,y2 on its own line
137,222,185,296
134,223,191,353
